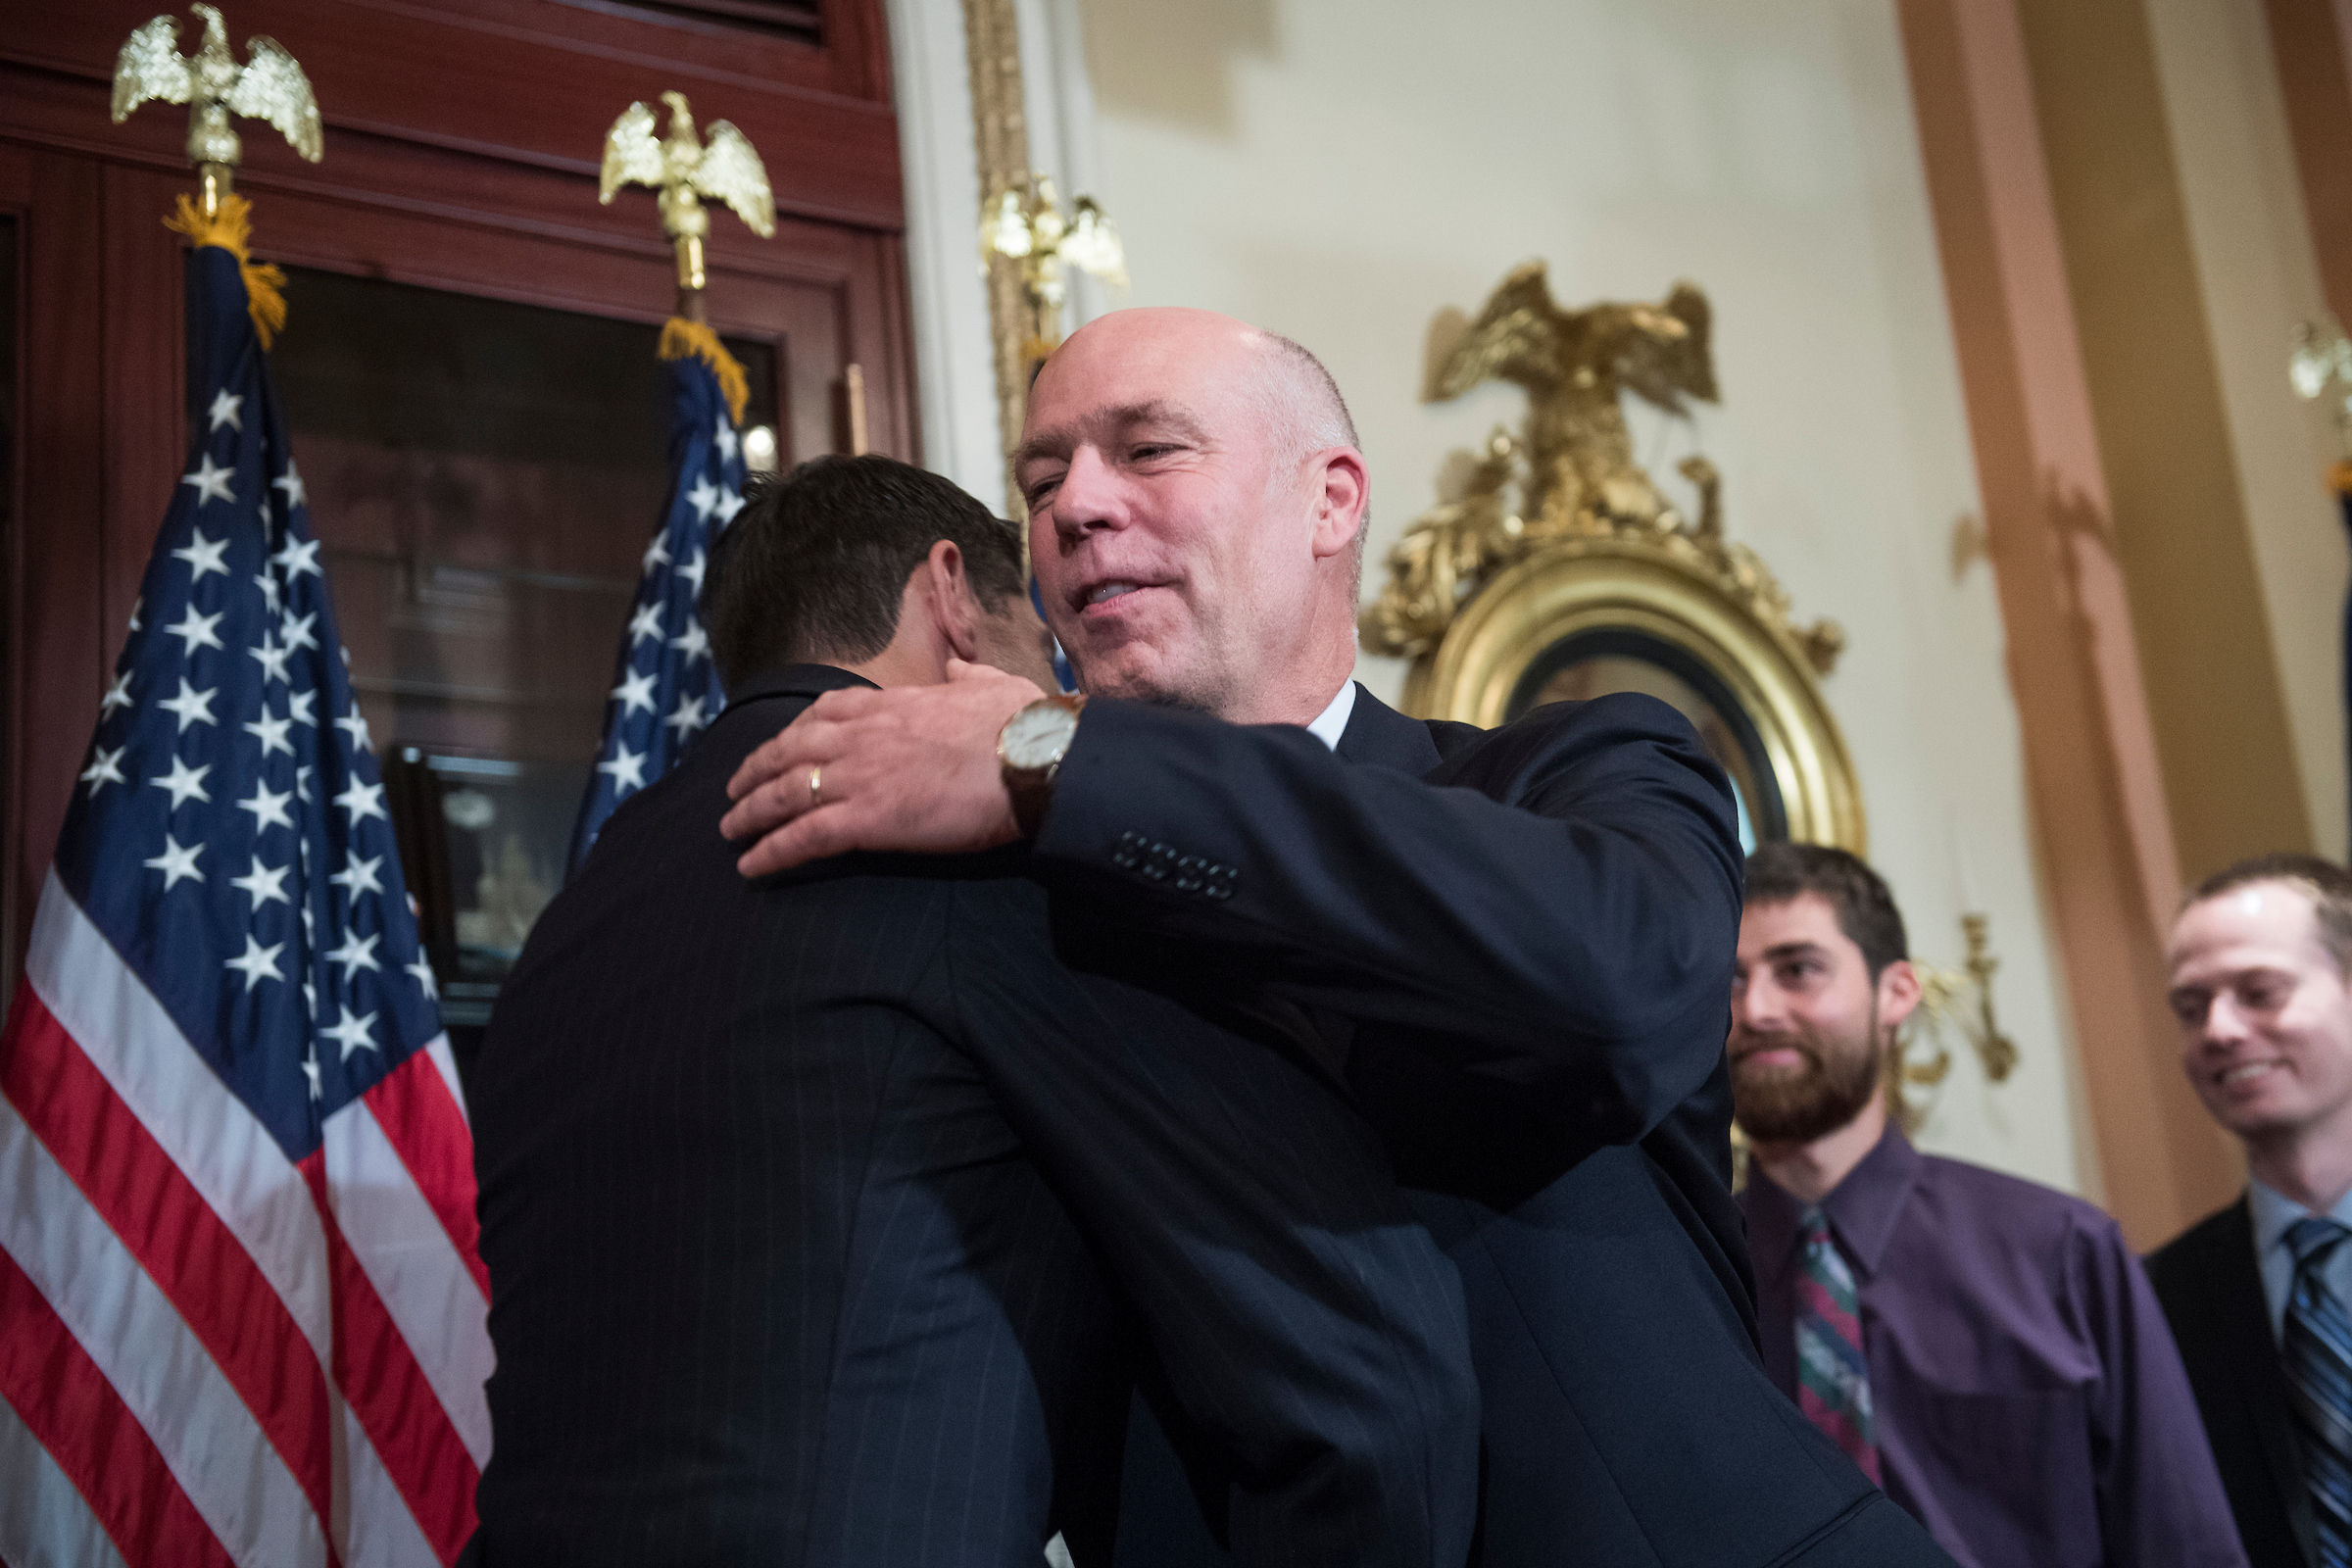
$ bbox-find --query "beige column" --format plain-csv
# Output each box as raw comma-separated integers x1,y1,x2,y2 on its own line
1896,0,2241,1249
2012,0,2314,884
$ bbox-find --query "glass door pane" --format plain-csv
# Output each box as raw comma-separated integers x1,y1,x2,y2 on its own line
270,268,779,1040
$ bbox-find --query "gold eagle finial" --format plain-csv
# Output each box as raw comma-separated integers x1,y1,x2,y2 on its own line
113,4,321,215
601,92,775,309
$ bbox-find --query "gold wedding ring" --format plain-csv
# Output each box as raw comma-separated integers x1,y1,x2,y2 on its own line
808,763,823,808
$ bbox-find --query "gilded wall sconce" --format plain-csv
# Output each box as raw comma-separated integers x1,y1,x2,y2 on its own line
1887,912,2022,1132
980,174,1127,372
2291,317,2352,465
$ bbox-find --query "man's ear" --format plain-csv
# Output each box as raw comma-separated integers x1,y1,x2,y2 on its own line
1308,447,1368,562
1877,957,1924,1036
923,539,983,663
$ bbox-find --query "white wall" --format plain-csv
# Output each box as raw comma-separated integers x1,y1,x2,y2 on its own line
883,0,1004,506
1056,0,2089,1193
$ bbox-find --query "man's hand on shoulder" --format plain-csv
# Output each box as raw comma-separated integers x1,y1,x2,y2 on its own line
721,661,1047,877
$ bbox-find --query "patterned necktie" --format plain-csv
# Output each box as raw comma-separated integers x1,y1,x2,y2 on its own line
2285,1215,2352,1568
1795,1204,1881,1484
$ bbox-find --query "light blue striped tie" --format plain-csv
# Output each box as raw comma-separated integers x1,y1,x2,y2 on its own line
2285,1215,2352,1568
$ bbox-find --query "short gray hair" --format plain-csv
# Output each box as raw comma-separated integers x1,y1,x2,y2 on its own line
1253,331,1369,585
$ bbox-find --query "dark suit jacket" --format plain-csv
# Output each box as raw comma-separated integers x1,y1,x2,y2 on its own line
2148,1198,2314,1568
470,665,1479,1567
1033,685,1952,1567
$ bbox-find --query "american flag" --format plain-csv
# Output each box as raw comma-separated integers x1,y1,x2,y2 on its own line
566,325,743,872
0,235,490,1562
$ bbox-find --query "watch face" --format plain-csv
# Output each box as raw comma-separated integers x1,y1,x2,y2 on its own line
1004,702,1079,769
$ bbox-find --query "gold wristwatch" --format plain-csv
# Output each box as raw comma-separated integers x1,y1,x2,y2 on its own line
999,693,1086,837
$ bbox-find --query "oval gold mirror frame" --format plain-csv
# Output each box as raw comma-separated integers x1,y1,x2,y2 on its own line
1401,531,1868,853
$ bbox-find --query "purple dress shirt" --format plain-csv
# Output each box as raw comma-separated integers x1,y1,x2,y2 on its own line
1740,1123,2247,1568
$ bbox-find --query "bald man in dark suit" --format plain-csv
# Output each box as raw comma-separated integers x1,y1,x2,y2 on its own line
721,312,1956,1566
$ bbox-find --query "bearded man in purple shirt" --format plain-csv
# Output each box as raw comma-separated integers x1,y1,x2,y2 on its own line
1732,842,2246,1568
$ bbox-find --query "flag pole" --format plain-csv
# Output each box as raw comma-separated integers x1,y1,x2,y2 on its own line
569,94,775,872
600,90,777,327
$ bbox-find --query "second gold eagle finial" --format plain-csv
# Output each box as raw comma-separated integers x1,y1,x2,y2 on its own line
601,92,776,305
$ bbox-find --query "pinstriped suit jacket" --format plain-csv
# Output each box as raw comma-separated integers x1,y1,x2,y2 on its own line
469,664,1479,1568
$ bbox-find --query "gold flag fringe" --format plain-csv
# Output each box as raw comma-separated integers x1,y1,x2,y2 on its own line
2330,460,2352,498
659,318,751,429
163,193,289,350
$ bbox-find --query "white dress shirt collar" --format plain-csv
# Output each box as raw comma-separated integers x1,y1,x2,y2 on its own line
1304,681,1358,753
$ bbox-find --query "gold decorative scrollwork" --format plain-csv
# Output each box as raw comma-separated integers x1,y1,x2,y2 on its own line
961,0,1039,522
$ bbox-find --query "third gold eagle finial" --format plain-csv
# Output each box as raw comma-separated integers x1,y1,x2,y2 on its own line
113,3,322,216
601,92,776,313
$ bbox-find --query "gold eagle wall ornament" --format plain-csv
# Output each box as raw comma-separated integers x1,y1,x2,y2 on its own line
601,92,776,302
1436,260,1716,534
1372,264,1863,851
113,3,322,216
1361,263,1842,676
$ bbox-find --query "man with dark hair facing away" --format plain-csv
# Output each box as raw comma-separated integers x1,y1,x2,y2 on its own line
467,454,1479,1567
1732,841,2244,1568
2150,854,2352,1568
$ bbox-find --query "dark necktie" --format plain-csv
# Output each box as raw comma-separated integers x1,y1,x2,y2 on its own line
2286,1215,2352,1568
1794,1204,1881,1484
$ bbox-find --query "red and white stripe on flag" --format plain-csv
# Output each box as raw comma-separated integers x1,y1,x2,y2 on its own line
0,873,492,1566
